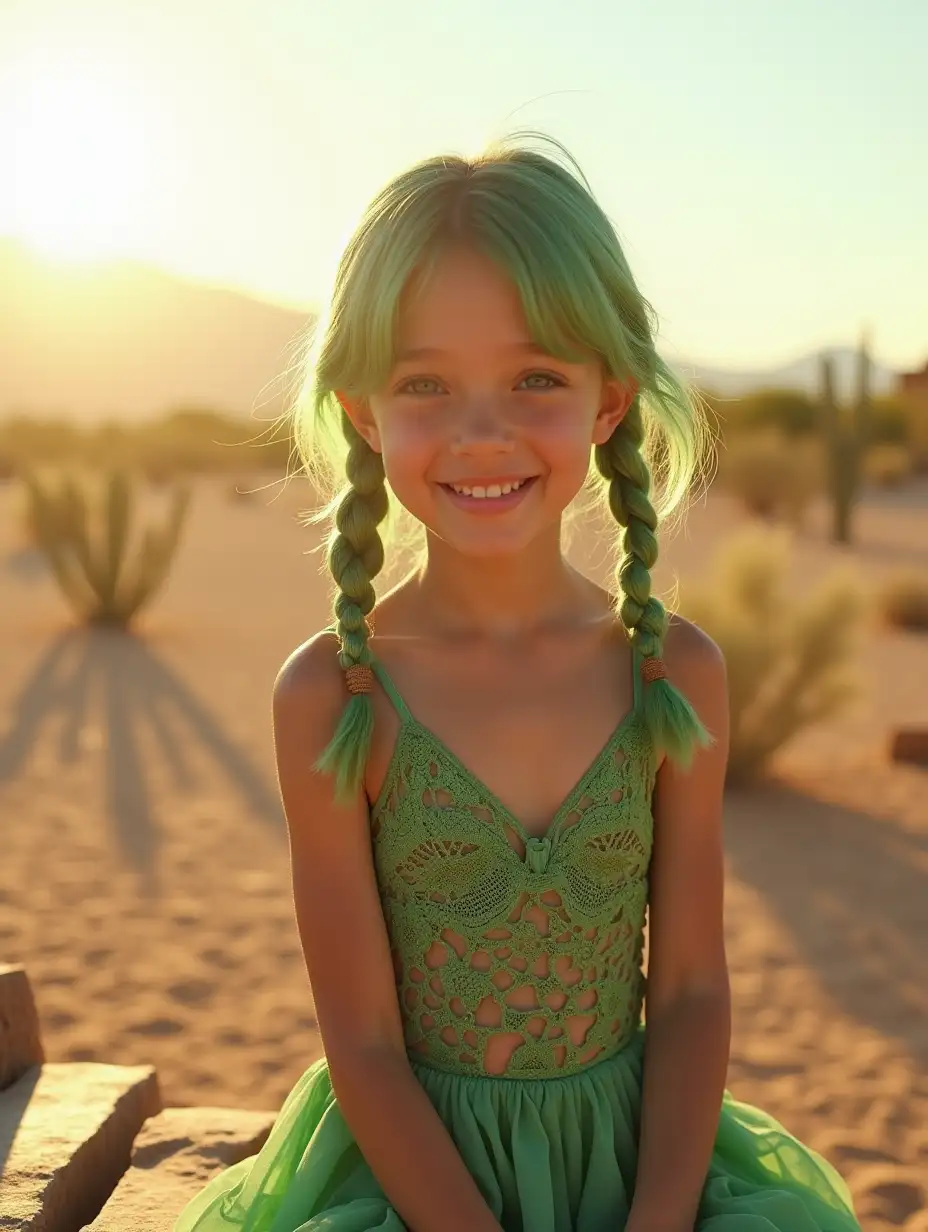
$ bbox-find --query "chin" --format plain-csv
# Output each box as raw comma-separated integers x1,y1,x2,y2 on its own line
431,521,551,560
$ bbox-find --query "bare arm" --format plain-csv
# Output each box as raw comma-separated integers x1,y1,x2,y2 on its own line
273,634,502,1232
627,619,732,1232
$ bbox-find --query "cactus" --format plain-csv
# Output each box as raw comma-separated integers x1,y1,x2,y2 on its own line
821,329,872,544
22,468,191,627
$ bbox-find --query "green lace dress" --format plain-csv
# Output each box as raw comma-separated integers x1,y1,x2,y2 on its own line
173,646,861,1231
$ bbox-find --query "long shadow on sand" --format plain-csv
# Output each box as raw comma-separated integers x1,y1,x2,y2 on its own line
0,626,284,885
724,781,928,1068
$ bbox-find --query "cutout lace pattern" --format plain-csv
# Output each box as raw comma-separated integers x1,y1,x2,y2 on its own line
370,717,655,1078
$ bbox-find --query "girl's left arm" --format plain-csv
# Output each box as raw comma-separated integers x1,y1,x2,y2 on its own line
626,617,732,1232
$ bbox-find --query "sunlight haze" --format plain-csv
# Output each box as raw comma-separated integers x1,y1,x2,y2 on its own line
1,0,925,370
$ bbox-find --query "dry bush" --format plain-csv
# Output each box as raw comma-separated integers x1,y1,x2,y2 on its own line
863,443,913,488
0,410,293,478
679,525,866,783
879,570,928,631
717,431,823,525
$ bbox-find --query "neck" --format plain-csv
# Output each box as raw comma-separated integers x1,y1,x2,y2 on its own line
409,525,609,640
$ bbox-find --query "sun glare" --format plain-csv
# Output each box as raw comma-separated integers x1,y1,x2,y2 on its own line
7,49,155,264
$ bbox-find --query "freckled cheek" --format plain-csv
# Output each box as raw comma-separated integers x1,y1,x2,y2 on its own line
531,420,598,478
379,422,443,492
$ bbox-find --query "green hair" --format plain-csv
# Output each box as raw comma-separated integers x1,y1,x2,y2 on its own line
289,133,714,802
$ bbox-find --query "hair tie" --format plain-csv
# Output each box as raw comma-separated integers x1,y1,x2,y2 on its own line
344,663,374,695
641,656,667,684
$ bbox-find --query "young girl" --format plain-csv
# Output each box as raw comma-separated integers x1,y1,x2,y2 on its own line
174,136,861,1232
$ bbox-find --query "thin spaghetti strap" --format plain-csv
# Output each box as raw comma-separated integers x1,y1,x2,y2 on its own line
322,623,413,722
630,638,644,711
369,656,414,724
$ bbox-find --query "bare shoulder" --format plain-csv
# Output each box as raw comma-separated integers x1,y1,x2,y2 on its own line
271,629,360,812
274,627,343,698
662,614,727,710
272,629,347,757
271,631,408,1062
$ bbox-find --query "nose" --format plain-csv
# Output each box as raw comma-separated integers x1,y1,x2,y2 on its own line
449,399,516,457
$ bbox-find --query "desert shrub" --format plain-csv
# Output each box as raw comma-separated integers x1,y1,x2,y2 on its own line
716,430,823,524
879,570,928,632
142,408,294,475
0,416,87,469
700,390,910,449
21,467,192,627
0,409,294,477
679,525,866,782
717,389,819,438
85,423,138,470
863,443,913,488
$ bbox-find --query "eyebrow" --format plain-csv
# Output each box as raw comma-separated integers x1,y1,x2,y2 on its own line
393,342,555,363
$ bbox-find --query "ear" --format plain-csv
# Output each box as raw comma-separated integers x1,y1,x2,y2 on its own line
591,376,638,446
336,391,383,453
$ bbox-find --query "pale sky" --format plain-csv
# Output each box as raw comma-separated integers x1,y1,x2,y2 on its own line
1,0,925,371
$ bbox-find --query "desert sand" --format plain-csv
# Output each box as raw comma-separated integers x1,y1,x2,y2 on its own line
1,472,926,1230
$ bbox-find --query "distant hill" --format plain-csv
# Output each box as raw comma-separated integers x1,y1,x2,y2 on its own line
0,238,907,425
680,350,901,403
0,239,311,426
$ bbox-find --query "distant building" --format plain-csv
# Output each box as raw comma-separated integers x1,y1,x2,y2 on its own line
899,361,928,466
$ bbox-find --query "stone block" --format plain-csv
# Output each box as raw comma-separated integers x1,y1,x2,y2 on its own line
0,966,44,1092
84,1105,276,1231
0,1061,161,1231
890,727,928,766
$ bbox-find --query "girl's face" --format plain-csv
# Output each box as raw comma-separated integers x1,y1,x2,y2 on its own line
340,246,636,558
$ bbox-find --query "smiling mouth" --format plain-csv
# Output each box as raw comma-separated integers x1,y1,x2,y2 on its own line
441,477,536,500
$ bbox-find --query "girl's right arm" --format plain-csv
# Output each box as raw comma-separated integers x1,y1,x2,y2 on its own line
272,633,503,1232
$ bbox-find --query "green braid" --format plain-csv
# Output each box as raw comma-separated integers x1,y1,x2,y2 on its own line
594,399,712,769
285,136,716,774
314,413,389,802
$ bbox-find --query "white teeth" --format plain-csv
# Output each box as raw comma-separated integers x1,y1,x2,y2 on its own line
450,478,528,499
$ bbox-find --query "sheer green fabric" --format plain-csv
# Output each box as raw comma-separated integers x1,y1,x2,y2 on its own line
173,645,860,1231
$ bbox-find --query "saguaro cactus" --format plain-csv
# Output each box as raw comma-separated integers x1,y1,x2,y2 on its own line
23,468,191,627
820,330,872,545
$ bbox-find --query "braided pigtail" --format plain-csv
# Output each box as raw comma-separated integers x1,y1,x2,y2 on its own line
594,400,712,769
315,413,389,802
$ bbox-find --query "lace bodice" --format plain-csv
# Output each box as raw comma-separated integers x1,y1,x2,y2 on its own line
367,649,657,1080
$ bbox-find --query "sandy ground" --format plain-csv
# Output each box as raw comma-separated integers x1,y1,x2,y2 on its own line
1,471,926,1230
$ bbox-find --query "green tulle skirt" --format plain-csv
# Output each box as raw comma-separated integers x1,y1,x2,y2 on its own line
173,1028,860,1231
